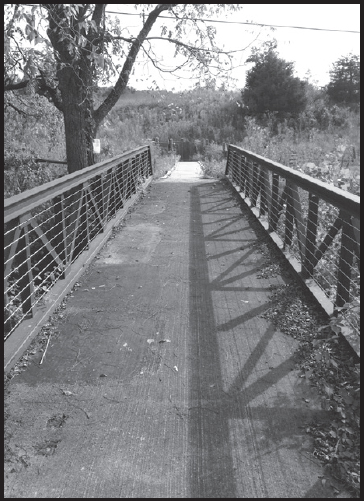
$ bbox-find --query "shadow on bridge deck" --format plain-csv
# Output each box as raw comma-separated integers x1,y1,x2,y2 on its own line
5,166,345,498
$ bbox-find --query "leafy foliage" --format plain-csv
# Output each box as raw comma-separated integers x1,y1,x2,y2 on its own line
239,113,360,195
96,86,244,147
4,4,243,173
5,80,360,198
4,92,66,198
327,54,360,110
301,324,360,497
242,49,307,119
254,235,360,497
238,112,360,339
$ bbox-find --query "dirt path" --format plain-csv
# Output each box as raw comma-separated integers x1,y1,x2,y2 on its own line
4,165,343,497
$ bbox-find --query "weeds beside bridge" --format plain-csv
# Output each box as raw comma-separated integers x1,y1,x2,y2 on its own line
4,144,360,360
226,145,360,353
4,148,360,496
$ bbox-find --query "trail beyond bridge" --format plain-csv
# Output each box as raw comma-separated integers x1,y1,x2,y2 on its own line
5,151,359,497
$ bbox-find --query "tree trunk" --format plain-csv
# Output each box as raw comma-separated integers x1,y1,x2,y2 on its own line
58,66,95,174
47,4,173,173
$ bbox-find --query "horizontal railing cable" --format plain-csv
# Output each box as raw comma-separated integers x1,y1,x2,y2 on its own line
226,145,360,341
4,145,153,341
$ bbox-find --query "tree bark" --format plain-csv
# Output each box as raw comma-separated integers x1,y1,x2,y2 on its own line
46,4,174,173
57,65,95,173
46,5,97,173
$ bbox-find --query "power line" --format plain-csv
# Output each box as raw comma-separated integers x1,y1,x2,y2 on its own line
22,5,360,34
105,10,360,34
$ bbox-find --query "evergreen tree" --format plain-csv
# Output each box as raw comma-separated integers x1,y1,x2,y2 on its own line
327,54,360,109
241,49,307,118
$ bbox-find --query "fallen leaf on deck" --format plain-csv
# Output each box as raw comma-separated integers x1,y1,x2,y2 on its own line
61,390,74,396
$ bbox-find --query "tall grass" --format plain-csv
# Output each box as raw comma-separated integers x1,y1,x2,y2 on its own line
241,115,359,165
198,113,360,196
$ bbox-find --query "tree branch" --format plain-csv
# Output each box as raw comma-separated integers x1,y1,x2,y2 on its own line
4,74,63,113
110,33,254,59
92,4,105,28
78,4,91,22
94,4,176,126
5,4,20,34
109,35,134,43
5,101,29,116
36,71,63,112
140,43,192,75
4,79,30,91
144,36,254,55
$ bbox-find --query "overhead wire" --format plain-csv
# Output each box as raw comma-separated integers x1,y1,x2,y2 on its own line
16,5,360,88
22,5,360,34
105,11,360,34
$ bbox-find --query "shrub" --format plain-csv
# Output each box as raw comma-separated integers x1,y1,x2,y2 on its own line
4,152,66,198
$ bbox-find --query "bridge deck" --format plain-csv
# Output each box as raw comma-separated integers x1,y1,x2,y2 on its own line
5,163,338,497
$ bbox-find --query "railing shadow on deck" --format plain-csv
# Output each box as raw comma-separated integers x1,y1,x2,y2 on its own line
4,145,153,369
225,145,360,356
188,182,333,497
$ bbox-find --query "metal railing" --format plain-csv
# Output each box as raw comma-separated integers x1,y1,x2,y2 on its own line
226,145,360,339
4,145,153,341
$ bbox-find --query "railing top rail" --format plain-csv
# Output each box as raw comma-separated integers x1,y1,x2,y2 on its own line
228,145,360,219
4,145,150,224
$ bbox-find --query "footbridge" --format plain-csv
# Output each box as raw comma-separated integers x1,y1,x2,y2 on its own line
4,145,360,497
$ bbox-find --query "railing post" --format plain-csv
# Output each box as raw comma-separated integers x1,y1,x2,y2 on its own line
302,193,319,278
237,154,243,192
289,182,305,259
336,214,355,307
147,145,153,176
242,155,248,196
313,214,342,268
225,145,231,176
259,169,271,217
232,150,239,186
269,173,280,232
246,157,253,199
284,183,294,249
251,162,259,207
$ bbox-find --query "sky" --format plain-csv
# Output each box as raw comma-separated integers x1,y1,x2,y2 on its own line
107,4,360,92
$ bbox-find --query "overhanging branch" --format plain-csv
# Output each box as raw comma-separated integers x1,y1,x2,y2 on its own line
94,4,176,126
140,43,192,75
144,36,259,55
